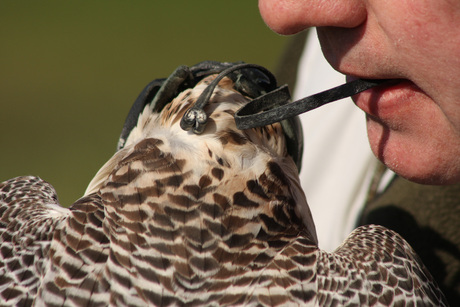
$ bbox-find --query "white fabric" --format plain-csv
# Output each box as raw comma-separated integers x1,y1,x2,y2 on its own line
295,29,379,251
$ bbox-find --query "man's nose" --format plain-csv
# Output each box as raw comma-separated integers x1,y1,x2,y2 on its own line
258,0,367,35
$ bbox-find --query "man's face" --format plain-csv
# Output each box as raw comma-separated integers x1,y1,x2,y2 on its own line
259,0,460,184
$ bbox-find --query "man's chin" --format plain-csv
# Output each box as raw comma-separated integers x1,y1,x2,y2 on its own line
368,132,460,185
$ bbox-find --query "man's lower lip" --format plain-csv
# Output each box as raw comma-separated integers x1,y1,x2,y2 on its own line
351,79,419,117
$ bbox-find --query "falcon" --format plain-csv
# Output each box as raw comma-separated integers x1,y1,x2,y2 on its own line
0,62,447,306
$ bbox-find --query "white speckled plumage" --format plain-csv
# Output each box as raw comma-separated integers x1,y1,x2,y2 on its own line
0,73,447,306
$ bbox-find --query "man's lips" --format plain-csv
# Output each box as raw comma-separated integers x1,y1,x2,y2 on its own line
348,77,421,118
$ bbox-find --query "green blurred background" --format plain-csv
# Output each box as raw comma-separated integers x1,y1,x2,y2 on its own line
0,1,289,206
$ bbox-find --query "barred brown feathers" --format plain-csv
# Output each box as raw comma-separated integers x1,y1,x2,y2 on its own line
0,69,447,306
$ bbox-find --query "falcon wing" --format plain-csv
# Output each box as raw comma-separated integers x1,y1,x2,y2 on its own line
34,191,111,306
0,176,69,306
317,224,448,306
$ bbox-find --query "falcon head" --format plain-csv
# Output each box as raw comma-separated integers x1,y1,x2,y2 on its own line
123,74,288,160
118,61,303,169
85,62,315,241
88,62,304,191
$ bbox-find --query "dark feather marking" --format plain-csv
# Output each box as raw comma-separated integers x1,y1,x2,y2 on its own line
290,289,316,303
164,206,199,223
219,130,247,145
183,185,202,199
148,224,177,241
168,194,195,210
189,256,220,272
253,252,272,264
142,289,175,306
224,233,253,248
199,175,212,189
259,295,289,306
183,226,213,245
223,110,235,116
247,180,269,200
121,138,163,165
152,211,174,228
150,243,175,256
161,174,184,188
233,192,259,208
267,162,289,186
121,208,149,223
200,202,224,219
204,219,226,237
216,157,229,167
183,184,216,200
211,168,224,180
259,214,286,233
212,193,230,211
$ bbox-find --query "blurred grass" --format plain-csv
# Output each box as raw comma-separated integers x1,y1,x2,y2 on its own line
0,1,288,206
